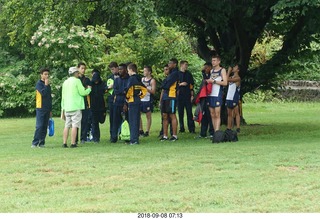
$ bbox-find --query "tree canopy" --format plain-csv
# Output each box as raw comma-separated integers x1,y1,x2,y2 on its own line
0,0,320,116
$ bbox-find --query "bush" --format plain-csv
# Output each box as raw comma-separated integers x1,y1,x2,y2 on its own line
242,89,284,103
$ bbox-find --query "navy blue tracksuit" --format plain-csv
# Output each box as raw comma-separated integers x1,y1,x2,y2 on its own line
111,75,129,142
178,70,195,132
125,74,147,144
32,80,52,146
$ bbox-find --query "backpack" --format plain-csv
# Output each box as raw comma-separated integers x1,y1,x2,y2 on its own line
119,119,130,141
48,118,54,137
212,130,225,143
224,129,238,142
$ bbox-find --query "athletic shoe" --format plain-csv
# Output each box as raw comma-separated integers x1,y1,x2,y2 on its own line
31,145,37,148
70,144,78,148
194,135,204,139
38,145,45,148
62,144,68,148
169,136,178,141
139,130,144,136
236,128,241,133
130,142,139,145
143,131,149,137
160,136,168,141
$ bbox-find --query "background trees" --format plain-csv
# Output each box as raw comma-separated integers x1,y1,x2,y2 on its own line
0,0,319,117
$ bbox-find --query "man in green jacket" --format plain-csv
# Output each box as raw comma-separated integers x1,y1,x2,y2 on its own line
61,66,92,148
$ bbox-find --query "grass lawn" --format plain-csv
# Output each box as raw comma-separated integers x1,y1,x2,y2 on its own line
0,102,320,213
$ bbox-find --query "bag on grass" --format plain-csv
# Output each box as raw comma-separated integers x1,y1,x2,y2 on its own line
119,119,130,141
48,118,54,137
212,130,225,143
224,129,238,142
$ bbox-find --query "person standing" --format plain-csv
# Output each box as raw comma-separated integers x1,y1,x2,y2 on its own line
177,60,195,133
61,66,91,148
106,62,119,142
89,69,107,143
226,64,241,133
126,63,147,145
197,62,214,138
31,68,52,148
159,64,172,138
77,62,91,144
206,55,228,132
160,58,180,141
139,65,156,137
110,63,129,143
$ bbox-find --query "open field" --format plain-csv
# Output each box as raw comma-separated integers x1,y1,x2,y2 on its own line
1,102,320,213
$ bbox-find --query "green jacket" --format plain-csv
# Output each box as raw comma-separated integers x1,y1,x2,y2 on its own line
61,76,91,112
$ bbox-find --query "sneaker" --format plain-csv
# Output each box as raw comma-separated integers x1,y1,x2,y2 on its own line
160,136,168,141
236,128,241,133
130,142,139,145
62,144,68,148
143,131,149,137
169,136,178,141
70,144,78,148
31,145,37,148
80,140,86,144
179,129,185,133
139,130,144,136
38,145,45,148
194,135,204,139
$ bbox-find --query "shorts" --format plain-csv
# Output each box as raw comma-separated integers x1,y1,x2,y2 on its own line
140,101,153,113
65,110,82,128
226,99,239,109
161,99,176,114
208,96,222,108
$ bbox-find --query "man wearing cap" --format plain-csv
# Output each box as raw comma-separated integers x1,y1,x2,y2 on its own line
61,66,92,148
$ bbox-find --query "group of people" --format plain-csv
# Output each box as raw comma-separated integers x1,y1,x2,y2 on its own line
31,54,242,148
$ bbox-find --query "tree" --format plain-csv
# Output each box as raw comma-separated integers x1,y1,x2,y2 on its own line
154,0,320,86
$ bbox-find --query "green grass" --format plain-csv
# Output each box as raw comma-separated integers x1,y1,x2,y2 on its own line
1,102,320,212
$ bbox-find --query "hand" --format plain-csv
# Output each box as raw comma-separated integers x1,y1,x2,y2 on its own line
60,110,66,121
44,78,49,85
206,79,214,84
179,82,187,86
87,85,92,89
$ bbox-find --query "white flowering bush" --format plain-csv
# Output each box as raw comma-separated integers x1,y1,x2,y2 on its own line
30,19,109,78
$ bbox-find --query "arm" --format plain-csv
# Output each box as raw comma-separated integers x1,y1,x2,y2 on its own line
149,78,156,95
217,68,228,86
77,80,91,96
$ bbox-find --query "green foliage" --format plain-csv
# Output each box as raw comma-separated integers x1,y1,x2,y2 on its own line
0,72,34,117
242,89,284,103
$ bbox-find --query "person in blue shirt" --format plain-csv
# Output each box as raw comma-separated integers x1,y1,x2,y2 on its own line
177,60,195,133
106,62,119,142
31,68,52,148
160,58,180,142
110,63,129,143
125,63,147,145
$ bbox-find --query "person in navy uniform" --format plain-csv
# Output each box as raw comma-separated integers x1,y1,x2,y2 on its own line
159,58,180,142
125,63,147,145
31,68,52,148
110,63,129,143
226,64,241,133
177,60,195,133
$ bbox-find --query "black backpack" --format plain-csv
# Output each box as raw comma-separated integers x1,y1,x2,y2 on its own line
212,130,225,143
224,129,238,142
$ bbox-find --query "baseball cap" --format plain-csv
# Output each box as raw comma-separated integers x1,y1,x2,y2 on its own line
68,67,79,75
